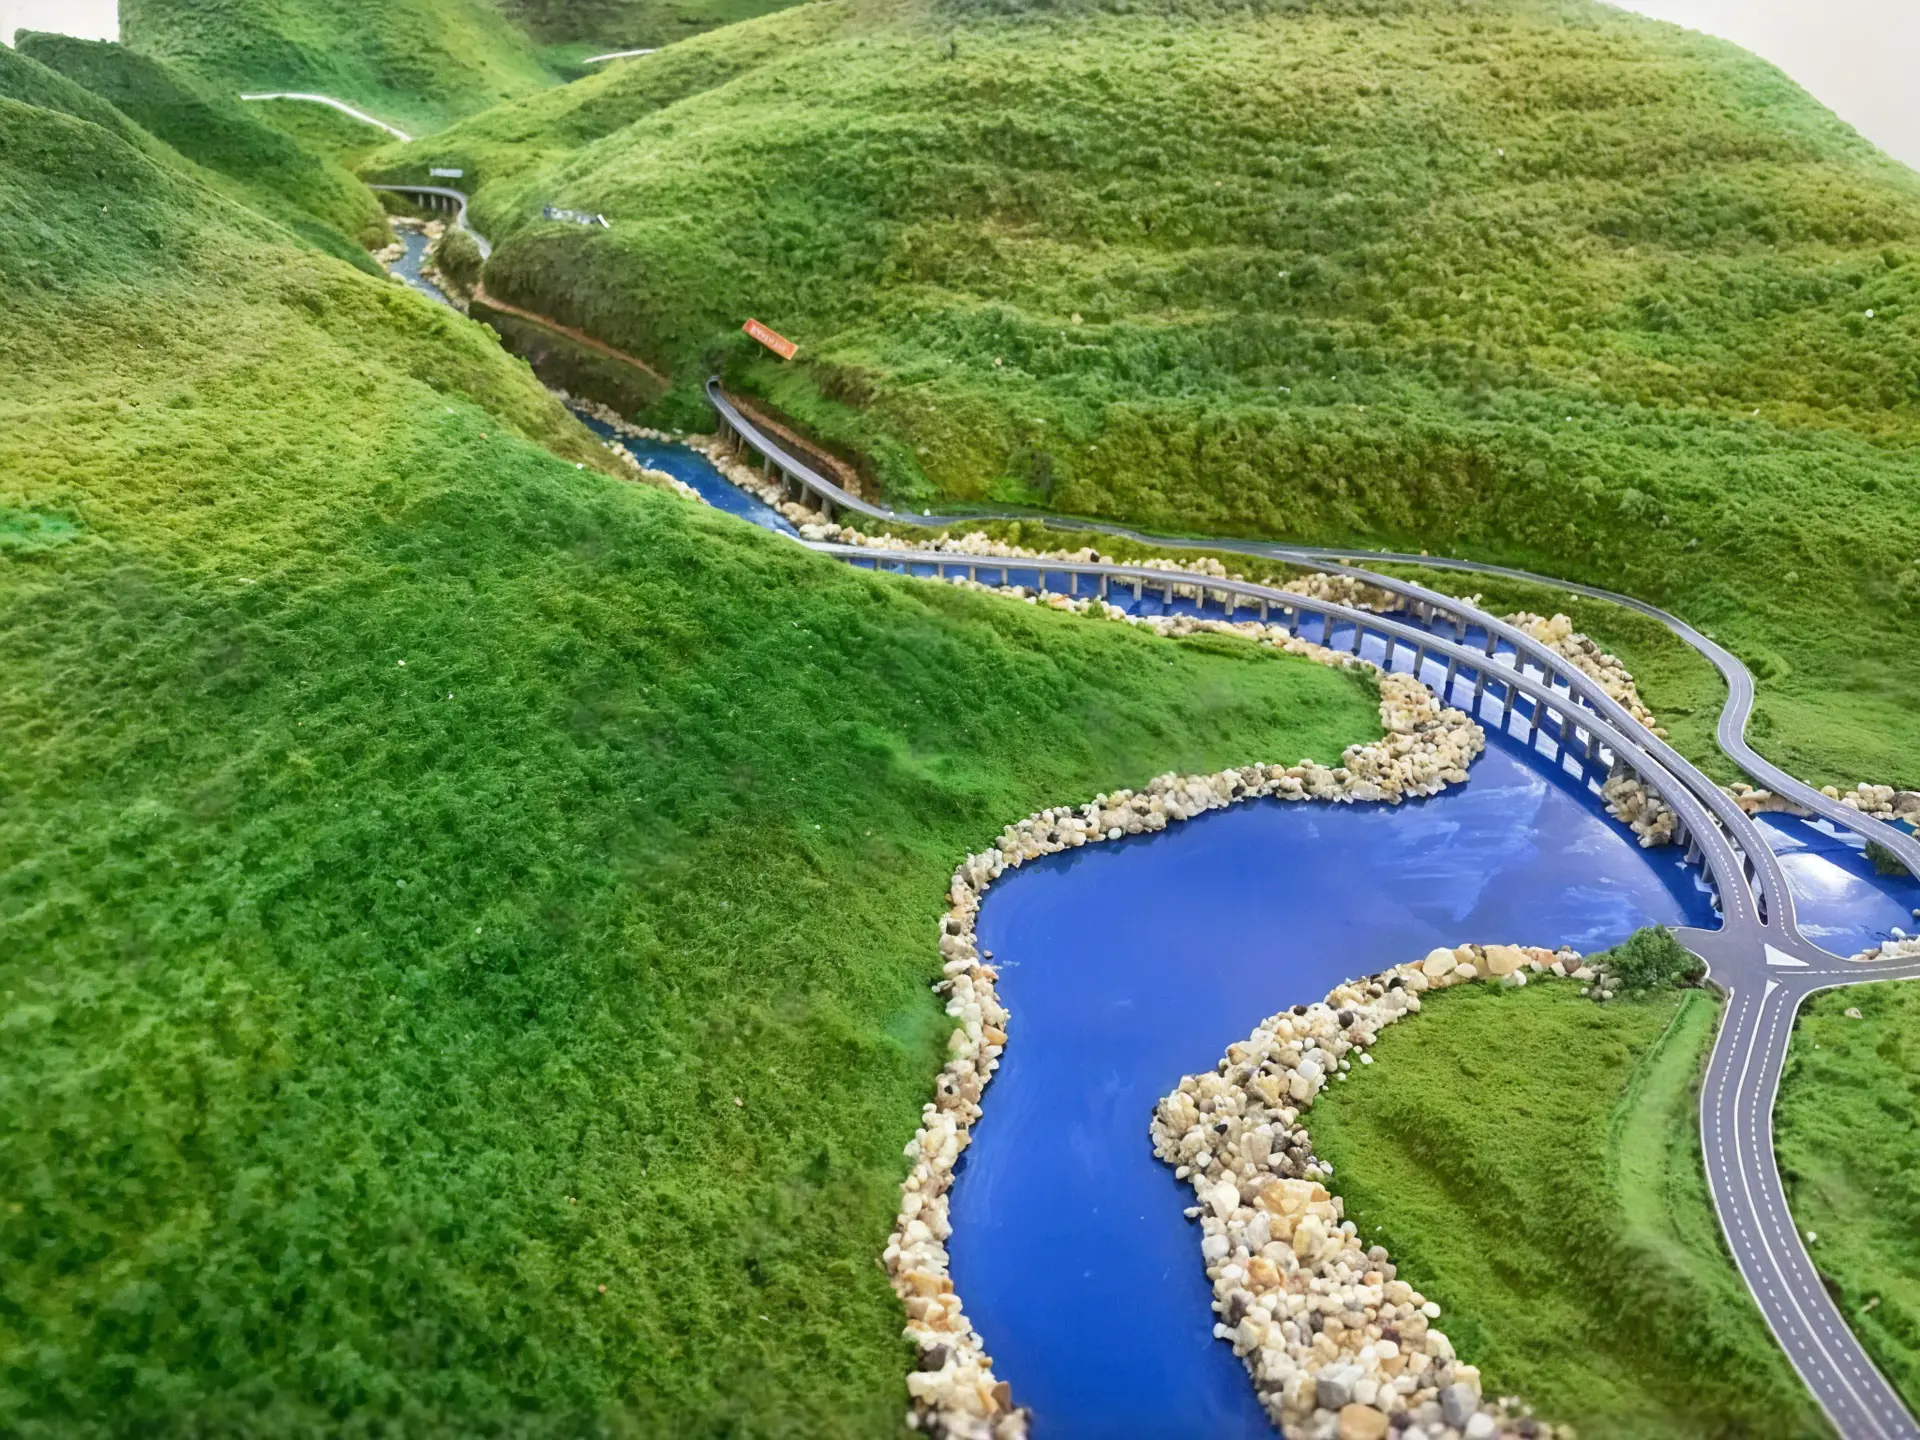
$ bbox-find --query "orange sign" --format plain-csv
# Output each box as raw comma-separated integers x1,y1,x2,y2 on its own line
742,318,797,360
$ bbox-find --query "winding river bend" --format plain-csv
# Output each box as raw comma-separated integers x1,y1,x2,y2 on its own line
955,732,1713,1436
378,251,1920,1432
578,424,1919,1434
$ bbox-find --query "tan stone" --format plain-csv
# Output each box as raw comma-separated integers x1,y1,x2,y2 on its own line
1481,944,1527,977
1420,947,1457,978
1338,1403,1391,1440
1293,1213,1328,1258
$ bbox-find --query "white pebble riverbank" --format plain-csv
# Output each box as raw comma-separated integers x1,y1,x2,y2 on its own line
884,666,1482,1439
1151,943,1591,1440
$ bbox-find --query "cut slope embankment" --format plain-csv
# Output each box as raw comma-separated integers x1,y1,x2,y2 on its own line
0,87,1380,1433
371,0,1920,791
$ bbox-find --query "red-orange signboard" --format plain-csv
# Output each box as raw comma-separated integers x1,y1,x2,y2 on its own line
742,318,797,360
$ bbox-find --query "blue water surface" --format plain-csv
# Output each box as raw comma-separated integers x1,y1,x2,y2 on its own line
388,229,453,308
571,412,801,535
1758,813,1920,957
950,718,1715,1437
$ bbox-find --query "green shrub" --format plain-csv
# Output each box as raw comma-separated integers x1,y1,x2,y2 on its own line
1866,840,1909,877
433,224,486,290
1591,926,1705,992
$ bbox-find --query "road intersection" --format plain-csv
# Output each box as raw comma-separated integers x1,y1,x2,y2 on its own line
708,381,1920,1435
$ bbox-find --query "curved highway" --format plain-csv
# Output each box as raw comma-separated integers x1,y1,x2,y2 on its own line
239,91,413,141
702,379,1920,884
366,183,492,258
707,382,1920,1438
372,210,1917,1422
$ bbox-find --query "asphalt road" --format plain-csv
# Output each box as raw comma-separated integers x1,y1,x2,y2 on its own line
708,384,1920,1435
1685,936,1920,1440
367,184,492,258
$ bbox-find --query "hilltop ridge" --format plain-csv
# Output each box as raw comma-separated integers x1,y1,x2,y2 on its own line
16,32,388,265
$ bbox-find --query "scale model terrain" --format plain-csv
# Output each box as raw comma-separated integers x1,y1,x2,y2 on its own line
3,1,1917,1436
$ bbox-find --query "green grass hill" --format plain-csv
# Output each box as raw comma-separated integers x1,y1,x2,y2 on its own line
112,0,796,134
1777,981,1920,1416
502,0,800,55
0,38,181,157
119,0,563,132
1311,982,1823,1438
242,93,403,168
0,82,1378,1434
373,0,1920,789
17,31,388,262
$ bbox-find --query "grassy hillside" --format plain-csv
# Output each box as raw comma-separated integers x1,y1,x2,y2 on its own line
120,0,563,132
0,40,181,157
246,93,402,167
1310,982,1823,1438
1777,981,1920,1416
0,87,1380,1434
503,0,798,51
377,0,1920,788
18,32,387,261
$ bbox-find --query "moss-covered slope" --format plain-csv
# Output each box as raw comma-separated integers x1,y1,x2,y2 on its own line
119,0,564,132
18,31,388,258
0,87,1378,1433
375,0,1920,787
1311,983,1823,1438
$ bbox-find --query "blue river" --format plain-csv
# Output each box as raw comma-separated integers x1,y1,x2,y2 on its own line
364,335,1917,1431
575,413,800,535
952,704,1715,1435
1757,812,1920,957
388,229,454,308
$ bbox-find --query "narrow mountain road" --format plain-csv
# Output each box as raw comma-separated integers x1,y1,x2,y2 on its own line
238,92,413,141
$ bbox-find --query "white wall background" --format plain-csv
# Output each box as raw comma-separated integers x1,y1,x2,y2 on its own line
1608,0,1920,171
1,0,118,44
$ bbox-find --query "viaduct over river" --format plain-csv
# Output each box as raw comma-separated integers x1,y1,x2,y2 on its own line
359,191,1920,1430
706,379,1920,1440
